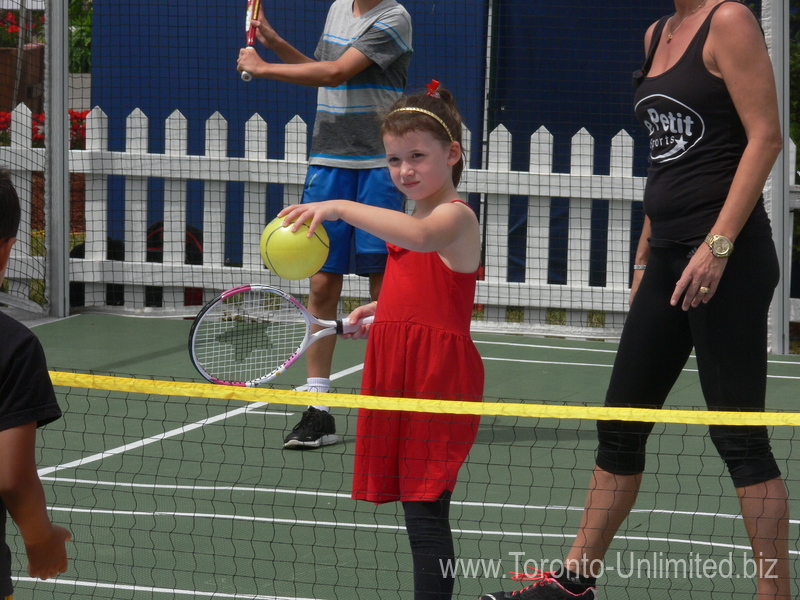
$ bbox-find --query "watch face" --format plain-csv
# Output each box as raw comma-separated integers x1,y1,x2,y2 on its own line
712,236,732,257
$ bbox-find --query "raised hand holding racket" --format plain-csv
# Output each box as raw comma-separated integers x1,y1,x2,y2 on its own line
189,284,373,386
240,0,262,82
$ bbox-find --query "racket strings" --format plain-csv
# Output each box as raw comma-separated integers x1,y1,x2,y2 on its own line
193,291,308,384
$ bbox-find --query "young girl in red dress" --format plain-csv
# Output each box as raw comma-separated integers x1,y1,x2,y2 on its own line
279,82,484,600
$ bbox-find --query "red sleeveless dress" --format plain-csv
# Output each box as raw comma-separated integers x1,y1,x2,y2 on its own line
352,207,484,504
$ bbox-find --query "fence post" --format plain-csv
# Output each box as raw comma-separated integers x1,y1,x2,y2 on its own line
244,113,268,270
484,124,512,285
9,105,32,260
5,106,38,307
162,109,189,307
82,107,109,306
763,0,790,353
202,112,229,282
45,0,69,318
123,109,149,307
607,130,635,291
526,126,553,286
283,116,307,207
567,128,593,287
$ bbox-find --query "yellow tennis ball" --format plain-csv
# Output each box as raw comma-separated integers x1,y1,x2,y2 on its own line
260,217,330,280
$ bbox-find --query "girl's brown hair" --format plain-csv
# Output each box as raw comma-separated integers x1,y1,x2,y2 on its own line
381,86,464,187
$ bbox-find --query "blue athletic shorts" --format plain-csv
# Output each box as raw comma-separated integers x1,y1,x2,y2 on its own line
302,165,404,275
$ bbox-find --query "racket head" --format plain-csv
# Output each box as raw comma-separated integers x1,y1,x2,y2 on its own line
188,284,313,386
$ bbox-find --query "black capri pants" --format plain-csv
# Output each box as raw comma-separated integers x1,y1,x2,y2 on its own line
596,236,782,488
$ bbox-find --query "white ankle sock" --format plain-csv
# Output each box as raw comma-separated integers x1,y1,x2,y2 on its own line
306,377,330,404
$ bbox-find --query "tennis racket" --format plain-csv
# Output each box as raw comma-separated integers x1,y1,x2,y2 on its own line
241,0,262,82
189,284,374,386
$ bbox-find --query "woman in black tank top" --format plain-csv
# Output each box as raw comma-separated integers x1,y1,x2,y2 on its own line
478,3,790,600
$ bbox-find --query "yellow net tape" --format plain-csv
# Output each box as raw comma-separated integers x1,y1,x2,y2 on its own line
49,371,800,427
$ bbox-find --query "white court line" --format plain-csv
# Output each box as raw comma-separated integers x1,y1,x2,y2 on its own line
476,339,800,367
11,576,317,599
41,477,800,528
293,363,365,391
480,356,800,380
36,477,751,520
482,357,614,368
38,404,270,476
477,340,618,354
42,501,798,556
40,364,367,477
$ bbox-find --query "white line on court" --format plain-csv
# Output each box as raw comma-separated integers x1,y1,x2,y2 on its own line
41,477,800,527
41,498,799,556
12,575,317,599
475,339,800,368
482,357,614,368
38,404,268,476
293,363,366,391
40,364,367,477
477,340,618,354
480,356,800,380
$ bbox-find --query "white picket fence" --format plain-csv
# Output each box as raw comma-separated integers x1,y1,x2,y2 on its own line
3,103,800,336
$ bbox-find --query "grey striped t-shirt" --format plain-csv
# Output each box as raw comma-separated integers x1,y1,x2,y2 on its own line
310,0,412,169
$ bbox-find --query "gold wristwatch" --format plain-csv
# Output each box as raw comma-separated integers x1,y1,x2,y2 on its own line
704,234,734,258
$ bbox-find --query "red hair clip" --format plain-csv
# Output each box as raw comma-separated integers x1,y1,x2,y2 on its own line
426,79,441,98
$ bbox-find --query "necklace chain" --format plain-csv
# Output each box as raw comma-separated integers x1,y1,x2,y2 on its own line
667,0,709,43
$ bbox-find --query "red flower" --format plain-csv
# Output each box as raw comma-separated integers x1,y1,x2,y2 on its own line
68,109,89,148
2,12,16,34
0,10,43,47
0,110,89,149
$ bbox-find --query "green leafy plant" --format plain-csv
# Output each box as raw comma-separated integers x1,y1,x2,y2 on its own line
68,0,92,73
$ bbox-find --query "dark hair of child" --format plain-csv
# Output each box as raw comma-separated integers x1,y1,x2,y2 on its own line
381,86,464,187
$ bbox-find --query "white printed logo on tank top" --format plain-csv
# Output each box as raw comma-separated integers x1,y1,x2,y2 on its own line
635,93,705,164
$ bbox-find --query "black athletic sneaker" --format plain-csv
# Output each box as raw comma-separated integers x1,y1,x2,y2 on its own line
479,571,597,600
283,407,338,449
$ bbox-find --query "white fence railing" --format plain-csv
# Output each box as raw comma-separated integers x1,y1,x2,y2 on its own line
4,104,800,336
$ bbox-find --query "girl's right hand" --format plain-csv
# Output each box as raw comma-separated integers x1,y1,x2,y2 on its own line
278,201,342,237
341,302,377,340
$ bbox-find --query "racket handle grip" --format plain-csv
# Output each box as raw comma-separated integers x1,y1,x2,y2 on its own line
340,315,374,335
241,12,257,83
241,42,256,82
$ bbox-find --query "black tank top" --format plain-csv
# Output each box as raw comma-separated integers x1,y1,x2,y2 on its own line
633,0,772,247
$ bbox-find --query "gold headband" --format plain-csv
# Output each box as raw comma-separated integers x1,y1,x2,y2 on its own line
387,107,454,142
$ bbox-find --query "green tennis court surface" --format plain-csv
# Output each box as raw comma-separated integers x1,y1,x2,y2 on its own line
7,312,800,599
